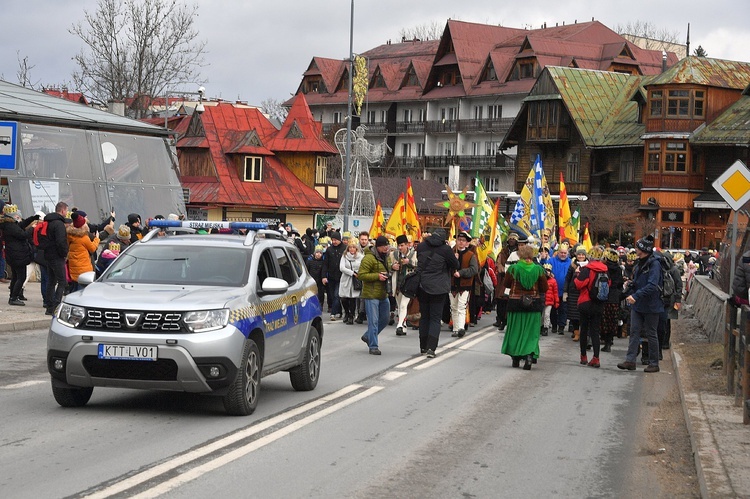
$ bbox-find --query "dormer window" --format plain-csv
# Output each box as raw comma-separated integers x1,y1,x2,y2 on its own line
243,156,263,182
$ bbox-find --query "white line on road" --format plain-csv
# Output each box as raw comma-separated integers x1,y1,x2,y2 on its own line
0,379,46,390
381,371,407,381
84,384,364,499
415,331,494,370
132,386,384,498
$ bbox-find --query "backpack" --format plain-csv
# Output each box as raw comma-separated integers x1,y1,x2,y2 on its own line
33,220,50,249
590,270,610,302
659,258,676,301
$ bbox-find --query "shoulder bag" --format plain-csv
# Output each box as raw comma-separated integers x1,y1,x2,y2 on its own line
400,252,433,299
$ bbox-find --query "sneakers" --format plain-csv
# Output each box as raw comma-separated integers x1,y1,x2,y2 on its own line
425,349,436,358
8,297,25,306
330,314,337,321
580,355,588,365
395,327,406,336
588,357,600,368
361,334,369,346
369,348,381,355
45,307,56,316
617,361,637,371
644,365,660,373
354,314,364,324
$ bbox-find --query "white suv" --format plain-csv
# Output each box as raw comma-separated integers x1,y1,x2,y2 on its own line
47,221,323,415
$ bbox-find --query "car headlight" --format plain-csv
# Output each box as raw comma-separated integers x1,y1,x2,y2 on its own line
57,303,86,328
183,309,230,333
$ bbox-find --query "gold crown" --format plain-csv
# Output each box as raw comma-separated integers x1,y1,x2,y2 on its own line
2,204,18,215
108,242,121,252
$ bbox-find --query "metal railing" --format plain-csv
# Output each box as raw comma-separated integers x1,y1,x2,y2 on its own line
726,303,750,424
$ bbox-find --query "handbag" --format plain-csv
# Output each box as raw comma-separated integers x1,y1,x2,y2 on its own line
349,261,362,291
399,252,433,299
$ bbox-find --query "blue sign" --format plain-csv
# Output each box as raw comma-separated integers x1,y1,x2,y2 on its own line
353,219,360,227
0,121,18,170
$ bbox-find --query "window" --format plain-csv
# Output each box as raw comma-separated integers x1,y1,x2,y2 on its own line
566,152,580,182
473,106,483,120
471,142,481,155
273,248,297,285
289,250,305,277
315,156,327,184
667,90,690,116
484,63,497,81
528,102,537,126
649,90,663,117
694,90,704,117
520,62,534,79
333,112,342,124
620,151,635,182
367,111,376,124
380,110,387,123
647,143,661,172
438,142,455,156
404,67,419,86
403,109,412,123
665,142,687,172
256,250,276,290
243,156,263,182
418,109,426,122
372,71,386,88
401,143,411,157
485,141,500,155
441,107,456,121
661,211,685,223
488,104,502,119
484,177,499,191
416,143,424,156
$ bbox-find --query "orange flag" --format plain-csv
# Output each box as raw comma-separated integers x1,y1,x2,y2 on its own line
405,177,422,241
385,194,406,237
369,201,385,238
582,222,592,251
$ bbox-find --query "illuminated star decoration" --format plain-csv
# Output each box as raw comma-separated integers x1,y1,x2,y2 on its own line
436,185,476,229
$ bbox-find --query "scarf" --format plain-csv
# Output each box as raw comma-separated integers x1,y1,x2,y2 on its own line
509,260,544,290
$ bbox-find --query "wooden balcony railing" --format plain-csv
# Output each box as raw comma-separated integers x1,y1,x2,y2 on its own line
643,173,704,190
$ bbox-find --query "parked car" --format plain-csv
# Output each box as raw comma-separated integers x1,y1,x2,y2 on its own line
47,221,323,416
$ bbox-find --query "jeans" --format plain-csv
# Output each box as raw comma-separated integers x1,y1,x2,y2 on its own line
39,265,49,305
418,291,448,352
626,309,660,366
46,258,67,309
327,279,341,316
364,298,390,349
555,299,568,329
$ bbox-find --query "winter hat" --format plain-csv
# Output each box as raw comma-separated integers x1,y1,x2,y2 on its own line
575,246,587,256
375,235,389,247
314,245,324,254
127,213,141,225
330,232,342,241
101,249,117,260
117,224,131,239
396,234,408,245
432,228,447,241
167,213,180,221
72,210,87,228
635,235,655,254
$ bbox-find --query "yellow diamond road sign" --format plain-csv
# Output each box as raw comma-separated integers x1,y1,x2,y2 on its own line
713,160,750,211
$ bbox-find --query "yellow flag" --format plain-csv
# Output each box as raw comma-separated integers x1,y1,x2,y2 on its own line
558,173,578,245
476,198,499,267
582,222,592,252
385,194,406,237
369,201,385,238
405,177,422,241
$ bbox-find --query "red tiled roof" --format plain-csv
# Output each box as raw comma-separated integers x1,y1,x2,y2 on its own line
42,88,89,105
269,93,337,154
176,101,337,211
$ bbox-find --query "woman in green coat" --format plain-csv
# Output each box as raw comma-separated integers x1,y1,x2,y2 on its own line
500,244,548,370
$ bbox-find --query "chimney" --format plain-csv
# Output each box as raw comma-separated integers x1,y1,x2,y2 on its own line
662,51,668,72
107,100,125,116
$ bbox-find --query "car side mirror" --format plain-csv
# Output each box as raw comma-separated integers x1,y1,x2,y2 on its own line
260,277,289,295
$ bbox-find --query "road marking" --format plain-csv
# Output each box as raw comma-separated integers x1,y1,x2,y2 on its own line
394,329,494,370
381,371,407,381
132,386,384,498
0,379,46,390
414,349,462,369
415,332,494,370
84,384,363,499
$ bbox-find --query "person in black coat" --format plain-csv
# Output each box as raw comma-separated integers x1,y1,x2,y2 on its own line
600,248,625,351
415,228,460,356
0,205,39,305
305,246,326,310
43,201,71,314
322,232,346,319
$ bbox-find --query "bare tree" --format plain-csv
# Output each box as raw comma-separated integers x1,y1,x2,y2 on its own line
260,98,289,123
614,20,680,48
16,52,40,89
581,198,639,243
398,21,445,41
70,0,207,117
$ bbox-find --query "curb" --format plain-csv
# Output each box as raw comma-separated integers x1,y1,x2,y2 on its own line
672,348,734,498
0,319,51,333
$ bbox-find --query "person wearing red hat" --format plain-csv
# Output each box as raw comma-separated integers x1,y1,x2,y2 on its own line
67,210,100,292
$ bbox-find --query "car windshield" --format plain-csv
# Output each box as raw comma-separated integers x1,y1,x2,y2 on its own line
103,244,251,286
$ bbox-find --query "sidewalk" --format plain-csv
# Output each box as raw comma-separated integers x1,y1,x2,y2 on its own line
0,281,52,332
1,281,749,497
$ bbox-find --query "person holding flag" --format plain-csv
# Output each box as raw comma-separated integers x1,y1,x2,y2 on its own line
450,231,479,338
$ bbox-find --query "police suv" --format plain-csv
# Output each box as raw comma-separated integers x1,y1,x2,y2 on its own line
47,221,323,415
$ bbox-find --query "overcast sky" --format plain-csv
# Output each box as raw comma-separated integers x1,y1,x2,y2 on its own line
2,0,749,107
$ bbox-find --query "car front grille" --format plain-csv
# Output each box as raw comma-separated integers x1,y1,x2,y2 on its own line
83,356,178,380
83,309,185,333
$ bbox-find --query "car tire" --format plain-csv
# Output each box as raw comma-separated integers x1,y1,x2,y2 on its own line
289,326,321,392
223,338,261,416
51,383,93,407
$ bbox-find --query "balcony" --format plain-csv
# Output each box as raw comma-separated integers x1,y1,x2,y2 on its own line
642,172,704,190
457,117,514,134
383,154,515,172
323,117,516,137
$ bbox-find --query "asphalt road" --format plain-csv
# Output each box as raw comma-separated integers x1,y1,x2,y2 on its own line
0,321,685,498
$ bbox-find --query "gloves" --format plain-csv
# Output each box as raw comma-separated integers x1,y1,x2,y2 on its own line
562,292,568,302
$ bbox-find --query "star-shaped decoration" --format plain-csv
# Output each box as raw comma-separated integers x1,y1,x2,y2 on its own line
435,185,476,227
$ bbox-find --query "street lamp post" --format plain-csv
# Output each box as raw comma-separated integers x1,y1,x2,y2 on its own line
163,86,206,130
342,0,354,233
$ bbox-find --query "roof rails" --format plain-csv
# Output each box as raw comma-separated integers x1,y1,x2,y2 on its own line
143,220,284,246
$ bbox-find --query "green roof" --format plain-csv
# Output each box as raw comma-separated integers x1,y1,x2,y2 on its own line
692,92,750,145
646,56,750,90
541,66,647,147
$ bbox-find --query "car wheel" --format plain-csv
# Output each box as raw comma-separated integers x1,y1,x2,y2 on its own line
289,326,321,391
223,338,261,416
51,383,93,407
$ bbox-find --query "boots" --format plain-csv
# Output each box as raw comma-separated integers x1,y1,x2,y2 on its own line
572,329,580,342
541,327,548,336
580,354,588,365
523,354,533,370
557,325,564,335
588,357,600,368
354,312,365,324
601,342,612,353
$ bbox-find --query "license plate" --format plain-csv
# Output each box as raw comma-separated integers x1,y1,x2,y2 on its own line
98,344,158,361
